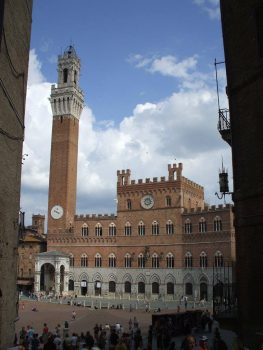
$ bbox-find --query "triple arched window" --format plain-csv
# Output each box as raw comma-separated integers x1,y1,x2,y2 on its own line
166,220,174,235
199,217,207,233
214,216,223,231
152,221,159,235
95,253,102,267
81,224,88,237
152,253,160,268
69,254,75,267
124,253,132,268
200,251,208,268
95,223,102,236
166,253,174,268
184,219,192,234
138,253,145,268
138,221,145,236
214,251,224,267
108,223,116,236
109,253,116,267
124,222,132,236
185,252,193,268
81,254,88,267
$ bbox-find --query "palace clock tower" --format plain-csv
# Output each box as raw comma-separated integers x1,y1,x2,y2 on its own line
48,46,84,233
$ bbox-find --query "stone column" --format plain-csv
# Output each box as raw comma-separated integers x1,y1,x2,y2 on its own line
55,271,61,295
34,271,40,292
64,272,69,293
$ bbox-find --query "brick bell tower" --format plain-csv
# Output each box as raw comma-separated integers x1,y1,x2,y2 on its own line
48,46,84,233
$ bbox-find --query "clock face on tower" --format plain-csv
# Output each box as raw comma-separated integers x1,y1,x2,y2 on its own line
141,195,154,209
51,205,64,220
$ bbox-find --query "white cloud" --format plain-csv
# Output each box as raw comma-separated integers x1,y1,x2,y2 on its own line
21,50,232,226
193,0,220,20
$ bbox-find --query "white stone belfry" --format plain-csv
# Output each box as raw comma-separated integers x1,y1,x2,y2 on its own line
50,45,84,120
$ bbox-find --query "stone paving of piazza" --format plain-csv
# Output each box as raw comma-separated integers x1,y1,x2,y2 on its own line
14,297,236,349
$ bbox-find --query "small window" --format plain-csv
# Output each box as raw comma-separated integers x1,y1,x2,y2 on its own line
166,196,172,207
127,199,132,210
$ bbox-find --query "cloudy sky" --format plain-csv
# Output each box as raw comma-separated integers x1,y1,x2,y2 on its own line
21,0,232,226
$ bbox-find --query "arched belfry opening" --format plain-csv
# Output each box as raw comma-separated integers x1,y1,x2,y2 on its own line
63,68,68,83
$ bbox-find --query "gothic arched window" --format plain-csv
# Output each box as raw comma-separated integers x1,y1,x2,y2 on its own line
214,216,222,231
95,223,102,237
108,223,116,236
185,252,193,268
81,224,88,237
200,251,208,268
138,221,145,236
94,253,102,268
166,220,174,235
152,221,159,235
124,222,132,236
109,253,116,267
81,254,88,267
199,217,207,233
215,251,224,268
166,253,174,268
184,219,192,234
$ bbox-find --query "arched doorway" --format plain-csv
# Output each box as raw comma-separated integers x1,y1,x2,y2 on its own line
109,281,116,293
138,281,145,294
124,281,131,294
69,279,74,292
94,280,101,296
200,282,208,300
40,263,55,293
167,282,174,295
81,280,88,295
152,282,159,294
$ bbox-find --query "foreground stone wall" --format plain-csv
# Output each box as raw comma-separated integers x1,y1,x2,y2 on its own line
0,0,33,348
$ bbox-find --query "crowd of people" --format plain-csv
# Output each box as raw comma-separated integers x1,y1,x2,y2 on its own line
15,316,145,350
